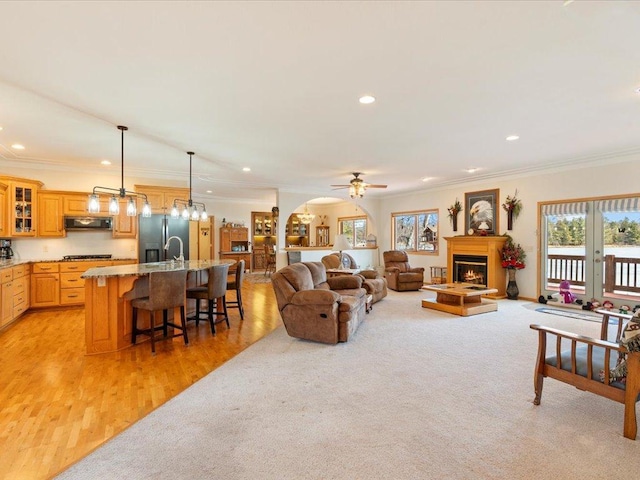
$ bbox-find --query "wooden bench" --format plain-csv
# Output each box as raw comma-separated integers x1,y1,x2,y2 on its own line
530,323,640,440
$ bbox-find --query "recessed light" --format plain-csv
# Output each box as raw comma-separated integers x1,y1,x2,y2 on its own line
11,144,25,150
0,126,3,131
506,135,520,141
101,160,111,165
242,167,251,172
465,168,479,174
421,177,432,182
206,190,212,194
635,87,640,94
359,95,376,104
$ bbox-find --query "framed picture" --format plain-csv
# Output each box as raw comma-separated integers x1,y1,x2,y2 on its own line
464,189,499,235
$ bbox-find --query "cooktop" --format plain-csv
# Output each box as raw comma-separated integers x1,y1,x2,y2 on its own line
61,254,113,262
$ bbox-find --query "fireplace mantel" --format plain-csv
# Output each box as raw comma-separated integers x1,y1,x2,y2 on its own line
445,236,509,299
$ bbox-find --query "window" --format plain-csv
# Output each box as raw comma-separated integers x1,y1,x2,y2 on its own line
392,209,439,253
338,216,368,247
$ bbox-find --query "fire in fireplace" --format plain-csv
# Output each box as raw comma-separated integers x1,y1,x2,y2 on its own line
453,254,488,285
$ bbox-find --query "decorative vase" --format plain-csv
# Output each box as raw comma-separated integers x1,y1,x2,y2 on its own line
507,210,514,230
452,214,458,232
506,268,519,300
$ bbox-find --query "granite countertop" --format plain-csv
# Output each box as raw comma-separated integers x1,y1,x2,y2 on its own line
82,259,236,278
0,258,137,270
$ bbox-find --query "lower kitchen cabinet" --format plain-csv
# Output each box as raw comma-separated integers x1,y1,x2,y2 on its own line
219,252,252,272
31,263,60,308
1,264,30,326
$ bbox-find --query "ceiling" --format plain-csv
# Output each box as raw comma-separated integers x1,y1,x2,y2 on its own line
1,1,639,204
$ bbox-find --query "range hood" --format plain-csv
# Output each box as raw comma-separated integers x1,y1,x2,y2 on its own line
64,216,113,231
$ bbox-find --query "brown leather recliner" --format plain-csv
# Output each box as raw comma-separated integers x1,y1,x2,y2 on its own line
383,250,425,291
271,262,367,344
321,253,387,304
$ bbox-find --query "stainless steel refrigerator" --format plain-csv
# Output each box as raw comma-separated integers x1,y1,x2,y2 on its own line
138,214,190,263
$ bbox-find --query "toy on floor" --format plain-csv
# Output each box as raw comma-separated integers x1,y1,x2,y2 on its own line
559,280,577,304
602,300,614,310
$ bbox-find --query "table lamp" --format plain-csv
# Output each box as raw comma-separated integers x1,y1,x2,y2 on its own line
333,234,352,269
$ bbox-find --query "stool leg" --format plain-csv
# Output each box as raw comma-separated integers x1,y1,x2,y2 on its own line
237,288,244,320
180,306,189,345
222,296,230,328
131,307,138,344
207,299,216,335
150,311,156,354
195,299,201,327
163,310,168,337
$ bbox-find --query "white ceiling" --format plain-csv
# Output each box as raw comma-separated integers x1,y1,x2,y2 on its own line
1,1,639,204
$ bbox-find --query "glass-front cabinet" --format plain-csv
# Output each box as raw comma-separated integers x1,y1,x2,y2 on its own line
253,212,273,236
9,179,43,237
252,211,276,271
316,225,330,247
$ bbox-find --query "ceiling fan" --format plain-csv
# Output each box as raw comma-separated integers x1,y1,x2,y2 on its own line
331,172,388,198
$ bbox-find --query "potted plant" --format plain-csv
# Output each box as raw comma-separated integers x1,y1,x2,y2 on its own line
500,235,526,299
448,199,462,232
502,190,523,230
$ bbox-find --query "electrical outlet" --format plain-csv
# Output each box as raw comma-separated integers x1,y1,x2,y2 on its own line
43,245,48,252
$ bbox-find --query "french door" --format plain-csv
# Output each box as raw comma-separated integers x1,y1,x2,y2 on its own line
540,195,640,307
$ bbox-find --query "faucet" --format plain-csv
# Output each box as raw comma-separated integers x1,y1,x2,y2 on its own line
164,236,184,264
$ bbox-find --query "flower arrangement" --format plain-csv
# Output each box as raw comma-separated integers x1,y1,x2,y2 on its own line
500,236,526,269
502,190,523,219
448,199,462,220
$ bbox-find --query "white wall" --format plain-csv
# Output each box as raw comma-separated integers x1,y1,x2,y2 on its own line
377,155,640,300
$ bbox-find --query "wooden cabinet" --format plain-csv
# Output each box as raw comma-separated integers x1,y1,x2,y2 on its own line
285,214,309,247
1,268,13,326
316,225,330,247
12,264,29,318
38,192,65,237
5,178,43,237
30,263,60,308
112,198,138,238
63,192,94,215
134,185,190,215
252,212,274,236
0,182,7,237
220,226,249,252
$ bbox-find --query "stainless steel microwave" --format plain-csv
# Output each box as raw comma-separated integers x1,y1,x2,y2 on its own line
64,216,113,231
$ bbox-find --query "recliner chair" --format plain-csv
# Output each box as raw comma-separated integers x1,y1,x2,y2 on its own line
321,252,387,304
383,250,425,291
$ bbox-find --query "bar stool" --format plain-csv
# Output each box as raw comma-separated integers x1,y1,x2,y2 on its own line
226,259,245,320
131,269,189,354
186,263,230,334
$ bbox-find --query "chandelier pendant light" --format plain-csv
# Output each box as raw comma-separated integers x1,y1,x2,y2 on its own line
170,151,208,222
88,125,152,217
297,203,315,225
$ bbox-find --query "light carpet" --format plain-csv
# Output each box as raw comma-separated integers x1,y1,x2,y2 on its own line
244,273,272,284
56,292,640,479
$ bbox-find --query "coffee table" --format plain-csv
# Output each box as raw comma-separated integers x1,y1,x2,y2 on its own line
421,283,498,316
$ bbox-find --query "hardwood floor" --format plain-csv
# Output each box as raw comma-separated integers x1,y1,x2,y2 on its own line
0,278,280,480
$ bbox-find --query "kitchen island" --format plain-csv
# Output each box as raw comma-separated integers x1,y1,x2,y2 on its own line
82,259,235,354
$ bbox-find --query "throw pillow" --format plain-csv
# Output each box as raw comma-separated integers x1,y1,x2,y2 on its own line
607,311,640,383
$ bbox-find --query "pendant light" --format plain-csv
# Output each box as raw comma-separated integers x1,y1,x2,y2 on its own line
170,151,208,221
88,125,152,217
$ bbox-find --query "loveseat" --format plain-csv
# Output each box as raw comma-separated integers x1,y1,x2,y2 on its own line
271,262,367,344
321,252,387,304
383,250,425,291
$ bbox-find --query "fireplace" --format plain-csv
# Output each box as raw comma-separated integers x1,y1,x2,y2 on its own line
445,235,509,299
453,254,488,285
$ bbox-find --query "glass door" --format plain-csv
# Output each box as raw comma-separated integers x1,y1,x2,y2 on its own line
540,196,640,307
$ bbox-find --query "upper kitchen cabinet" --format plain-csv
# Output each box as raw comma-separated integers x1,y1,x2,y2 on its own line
38,192,64,237
112,197,137,238
0,182,7,237
134,185,190,215
2,177,43,237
